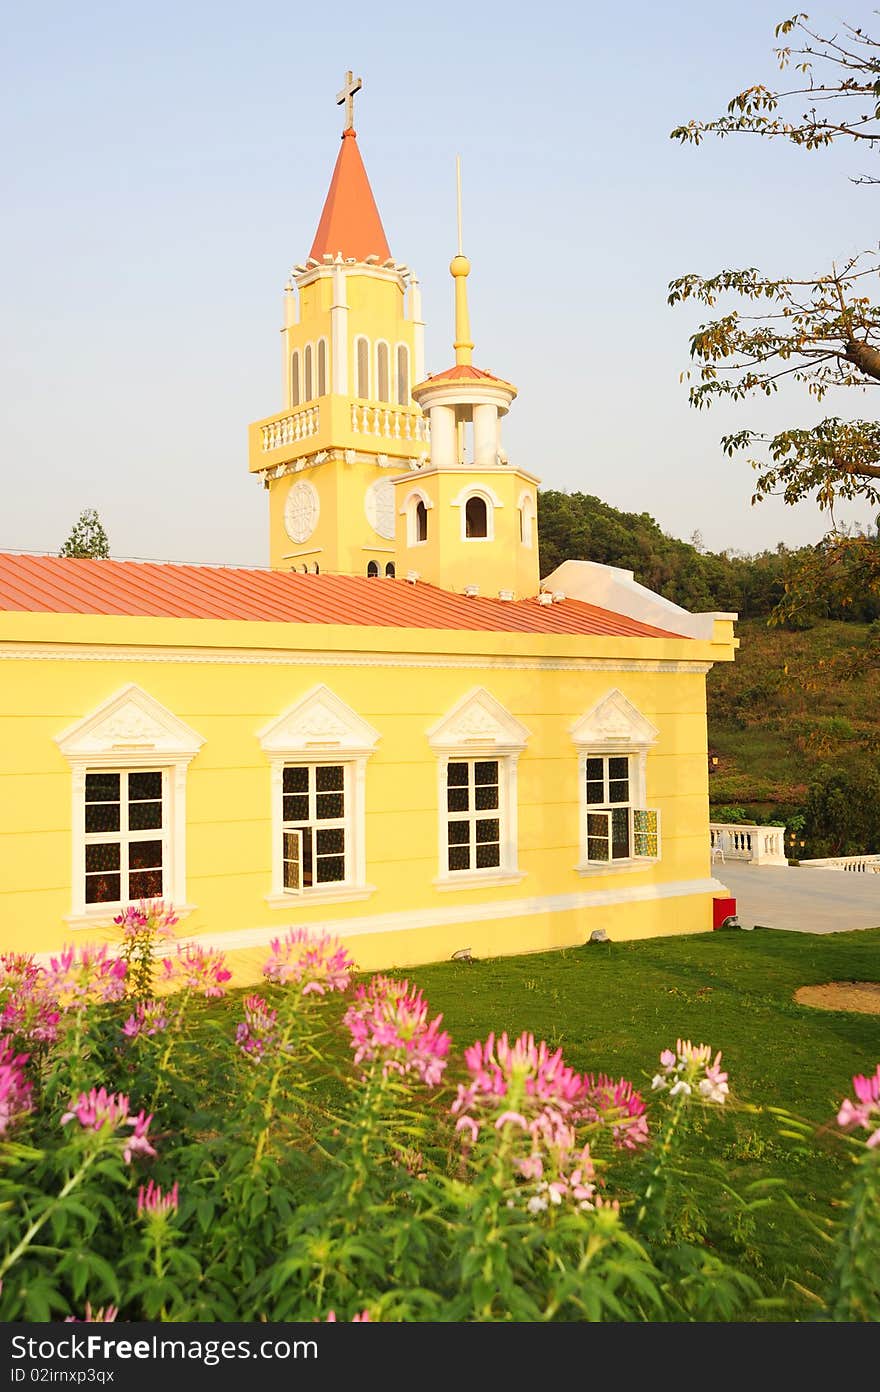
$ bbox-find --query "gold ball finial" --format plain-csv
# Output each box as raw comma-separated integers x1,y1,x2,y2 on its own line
450,254,471,278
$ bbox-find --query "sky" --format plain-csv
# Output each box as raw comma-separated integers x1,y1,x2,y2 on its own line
2,0,877,566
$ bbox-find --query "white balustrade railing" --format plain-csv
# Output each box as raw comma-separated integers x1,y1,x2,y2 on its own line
799,855,880,873
261,405,320,452
709,823,788,866
350,402,429,442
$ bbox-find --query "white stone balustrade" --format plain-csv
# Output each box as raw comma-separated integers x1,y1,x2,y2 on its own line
350,402,429,442
261,406,320,452
800,855,880,873
709,823,788,866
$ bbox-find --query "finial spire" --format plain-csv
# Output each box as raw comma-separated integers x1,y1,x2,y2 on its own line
336,70,362,132
450,156,473,366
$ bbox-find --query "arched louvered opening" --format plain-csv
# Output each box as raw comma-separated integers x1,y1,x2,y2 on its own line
376,342,390,402
396,344,409,405
290,351,300,408
317,339,327,396
465,495,488,538
356,337,370,399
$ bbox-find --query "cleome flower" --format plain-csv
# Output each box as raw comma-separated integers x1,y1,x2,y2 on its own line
651,1039,729,1105
262,928,354,996
122,998,170,1039
0,958,61,1048
114,899,179,940
61,1086,157,1163
161,943,232,998
344,975,450,1086
325,1310,371,1322
137,1178,179,1217
44,944,128,1011
0,1034,33,1138
837,1064,880,1149
576,1073,650,1150
452,1031,585,1148
235,994,280,1061
65,1304,118,1323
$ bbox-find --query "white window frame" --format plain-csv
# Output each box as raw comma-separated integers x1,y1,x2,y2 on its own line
450,483,503,544
401,487,432,548
355,335,371,399
395,342,410,405
571,690,661,876
55,684,203,927
82,767,169,910
428,688,529,890
258,684,379,907
279,760,352,893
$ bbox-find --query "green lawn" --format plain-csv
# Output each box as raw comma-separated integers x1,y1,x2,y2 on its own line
393,927,880,1310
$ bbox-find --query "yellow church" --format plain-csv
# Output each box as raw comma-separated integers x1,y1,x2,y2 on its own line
0,76,737,979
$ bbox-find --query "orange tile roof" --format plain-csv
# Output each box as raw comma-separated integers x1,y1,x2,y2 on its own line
425,364,508,384
309,129,391,264
0,554,686,639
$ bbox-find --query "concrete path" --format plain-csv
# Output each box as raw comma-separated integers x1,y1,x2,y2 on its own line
717,861,880,934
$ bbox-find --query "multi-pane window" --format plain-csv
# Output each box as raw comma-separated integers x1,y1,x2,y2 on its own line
282,765,347,890
84,770,165,905
584,756,660,863
446,760,501,873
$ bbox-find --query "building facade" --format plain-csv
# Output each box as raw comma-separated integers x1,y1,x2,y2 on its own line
0,83,736,981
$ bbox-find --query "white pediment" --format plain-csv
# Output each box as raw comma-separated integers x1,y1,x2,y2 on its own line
571,689,659,749
427,687,530,752
258,685,380,755
55,684,205,759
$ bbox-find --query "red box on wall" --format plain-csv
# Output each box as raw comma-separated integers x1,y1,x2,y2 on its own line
712,897,737,930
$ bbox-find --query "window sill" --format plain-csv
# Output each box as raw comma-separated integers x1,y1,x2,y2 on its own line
65,904,199,931
265,885,376,909
575,860,659,877
433,870,525,892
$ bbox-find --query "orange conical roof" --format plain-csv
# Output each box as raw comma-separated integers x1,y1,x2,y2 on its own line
309,129,391,264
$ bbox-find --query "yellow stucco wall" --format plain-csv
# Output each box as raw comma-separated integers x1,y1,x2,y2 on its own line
0,611,730,980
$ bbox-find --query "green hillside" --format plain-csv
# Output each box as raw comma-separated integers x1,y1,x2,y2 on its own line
536,490,880,858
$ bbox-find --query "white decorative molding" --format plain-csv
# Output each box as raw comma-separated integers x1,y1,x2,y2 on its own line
427,687,529,754
55,684,204,761
55,686,203,919
364,478,396,540
258,684,380,755
449,482,504,510
56,877,725,962
570,689,659,750
0,646,712,677
284,480,320,544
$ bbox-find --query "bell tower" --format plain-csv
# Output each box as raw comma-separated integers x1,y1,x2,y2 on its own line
248,73,428,576
393,162,541,599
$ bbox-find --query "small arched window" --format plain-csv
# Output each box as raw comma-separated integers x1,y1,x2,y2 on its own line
465,496,488,539
304,344,313,402
396,344,409,405
519,495,534,547
385,561,396,578
376,342,389,402
356,337,370,399
367,561,379,577
313,562,320,575
290,351,300,408
416,500,428,543
317,340,327,397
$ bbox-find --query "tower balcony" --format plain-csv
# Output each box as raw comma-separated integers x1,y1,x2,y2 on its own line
248,396,430,474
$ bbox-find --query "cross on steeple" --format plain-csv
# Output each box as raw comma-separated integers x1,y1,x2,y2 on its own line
336,70,362,131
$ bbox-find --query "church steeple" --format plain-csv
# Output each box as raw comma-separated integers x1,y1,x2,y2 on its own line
393,161,541,599
247,73,427,576
309,75,391,265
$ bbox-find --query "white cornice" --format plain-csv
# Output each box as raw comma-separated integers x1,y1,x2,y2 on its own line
0,644,712,675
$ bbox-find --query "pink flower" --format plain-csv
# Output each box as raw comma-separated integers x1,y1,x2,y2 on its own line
576,1074,650,1150
161,944,232,998
651,1039,729,1105
114,899,179,940
837,1064,880,1148
343,975,450,1086
45,944,128,1011
451,1031,585,1147
65,1304,118,1323
236,995,279,1061
263,928,355,996
0,958,61,1048
61,1087,156,1164
325,1310,371,1322
122,999,170,1039
0,1035,32,1137
137,1179,179,1217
